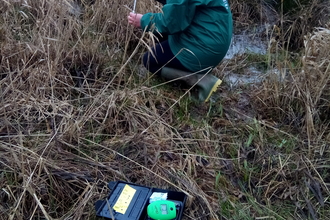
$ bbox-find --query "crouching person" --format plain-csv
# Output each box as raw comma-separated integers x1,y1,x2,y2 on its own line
128,0,232,102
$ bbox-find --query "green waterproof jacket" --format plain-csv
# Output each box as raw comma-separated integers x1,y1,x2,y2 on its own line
141,0,233,72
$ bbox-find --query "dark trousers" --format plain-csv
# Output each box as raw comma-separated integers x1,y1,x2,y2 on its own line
142,40,190,74
155,0,166,5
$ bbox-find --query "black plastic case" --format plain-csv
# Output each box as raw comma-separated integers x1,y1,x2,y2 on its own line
95,181,187,220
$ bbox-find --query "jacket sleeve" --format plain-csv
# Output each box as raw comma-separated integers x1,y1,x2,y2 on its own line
140,0,196,35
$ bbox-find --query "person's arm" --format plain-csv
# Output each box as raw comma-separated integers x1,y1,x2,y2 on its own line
140,0,196,35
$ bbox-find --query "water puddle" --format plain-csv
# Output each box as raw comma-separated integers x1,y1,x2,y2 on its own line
225,68,265,87
223,67,283,88
226,73,257,85
225,33,268,60
222,28,272,87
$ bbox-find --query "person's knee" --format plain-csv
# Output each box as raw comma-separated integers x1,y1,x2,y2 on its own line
143,52,160,74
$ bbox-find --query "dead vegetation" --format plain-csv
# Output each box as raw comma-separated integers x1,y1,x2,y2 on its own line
0,0,329,220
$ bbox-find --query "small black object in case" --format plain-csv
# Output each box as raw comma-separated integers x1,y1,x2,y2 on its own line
95,181,187,220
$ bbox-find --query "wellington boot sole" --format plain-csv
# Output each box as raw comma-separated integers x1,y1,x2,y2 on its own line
203,79,222,102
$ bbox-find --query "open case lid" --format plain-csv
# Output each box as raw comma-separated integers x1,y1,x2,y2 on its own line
95,181,187,220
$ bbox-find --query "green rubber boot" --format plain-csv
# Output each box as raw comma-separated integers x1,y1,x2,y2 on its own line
160,67,222,102
197,74,222,102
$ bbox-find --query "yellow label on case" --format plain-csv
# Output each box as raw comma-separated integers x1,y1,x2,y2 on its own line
113,184,136,214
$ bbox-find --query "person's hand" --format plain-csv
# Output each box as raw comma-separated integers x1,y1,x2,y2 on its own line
128,12,143,28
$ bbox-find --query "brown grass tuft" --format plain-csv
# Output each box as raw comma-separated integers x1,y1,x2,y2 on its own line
1,1,330,220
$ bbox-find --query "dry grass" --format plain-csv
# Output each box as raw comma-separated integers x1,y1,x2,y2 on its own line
0,0,330,220
250,24,330,219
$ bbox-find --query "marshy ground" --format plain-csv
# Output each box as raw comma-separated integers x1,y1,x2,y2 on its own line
0,0,329,219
